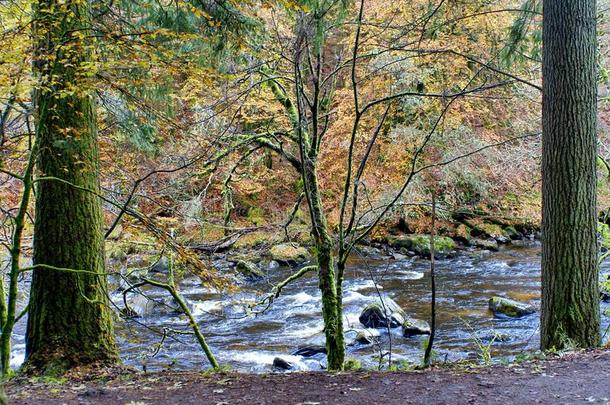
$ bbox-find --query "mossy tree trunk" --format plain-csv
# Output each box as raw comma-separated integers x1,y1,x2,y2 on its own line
302,159,345,370
24,0,118,372
262,5,350,371
540,0,600,350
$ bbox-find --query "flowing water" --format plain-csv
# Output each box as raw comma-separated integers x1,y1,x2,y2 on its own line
10,241,610,372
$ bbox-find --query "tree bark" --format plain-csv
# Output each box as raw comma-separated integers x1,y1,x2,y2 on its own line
302,159,345,370
541,0,600,350
25,0,118,372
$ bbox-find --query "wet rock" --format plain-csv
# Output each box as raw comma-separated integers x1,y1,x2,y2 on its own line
355,245,385,260
150,256,170,273
269,243,310,264
354,328,381,344
471,238,499,251
229,255,262,265
385,234,413,249
495,235,510,244
474,223,504,240
391,253,408,261
268,260,280,270
386,234,455,257
402,318,431,337
488,296,535,318
292,345,327,357
359,298,407,328
235,260,265,280
503,226,523,240
272,357,293,370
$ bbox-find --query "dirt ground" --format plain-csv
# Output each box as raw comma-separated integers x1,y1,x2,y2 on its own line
6,350,610,404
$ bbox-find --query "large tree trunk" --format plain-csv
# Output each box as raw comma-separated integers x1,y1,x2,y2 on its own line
541,0,600,350
25,0,118,372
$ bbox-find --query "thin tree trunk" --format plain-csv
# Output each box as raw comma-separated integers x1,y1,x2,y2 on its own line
25,0,118,372
0,138,38,375
424,192,436,366
541,0,600,350
302,160,345,370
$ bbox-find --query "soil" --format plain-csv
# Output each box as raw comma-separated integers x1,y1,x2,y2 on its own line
6,350,610,404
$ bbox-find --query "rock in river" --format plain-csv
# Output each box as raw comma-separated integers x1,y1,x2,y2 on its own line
386,234,455,257
354,328,381,344
359,298,407,328
402,318,431,337
471,238,499,252
292,345,327,357
269,243,310,264
235,260,265,280
488,296,535,318
272,357,294,370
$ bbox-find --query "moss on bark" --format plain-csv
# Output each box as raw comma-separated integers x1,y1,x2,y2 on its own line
24,0,118,373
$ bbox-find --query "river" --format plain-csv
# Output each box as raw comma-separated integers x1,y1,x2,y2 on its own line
10,241,610,372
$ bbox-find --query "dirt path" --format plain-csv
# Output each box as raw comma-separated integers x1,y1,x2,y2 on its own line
6,350,610,404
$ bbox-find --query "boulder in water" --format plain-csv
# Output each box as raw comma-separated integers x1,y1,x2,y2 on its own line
385,235,413,249
503,226,523,241
472,238,499,251
359,298,406,328
150,256,170,273
354,328,381,344
269,243,310,264
272,357,293,370
488,296,535,317
292,345,327,357
402,318,431,337
386,234,455,257
235,260,265,280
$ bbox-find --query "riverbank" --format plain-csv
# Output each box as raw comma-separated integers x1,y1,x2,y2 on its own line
6,349,610,404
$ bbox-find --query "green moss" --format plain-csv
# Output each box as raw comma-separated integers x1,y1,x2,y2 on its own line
455,224,472,241
489,296,535,317
106,242,128,262
386,234,455,255
343,358,362,371
477,223,504,239
503,226,519,239
294,209,308,224
31,375,69,385
409,235,455,255
247,207,265,226
235,260,264,279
